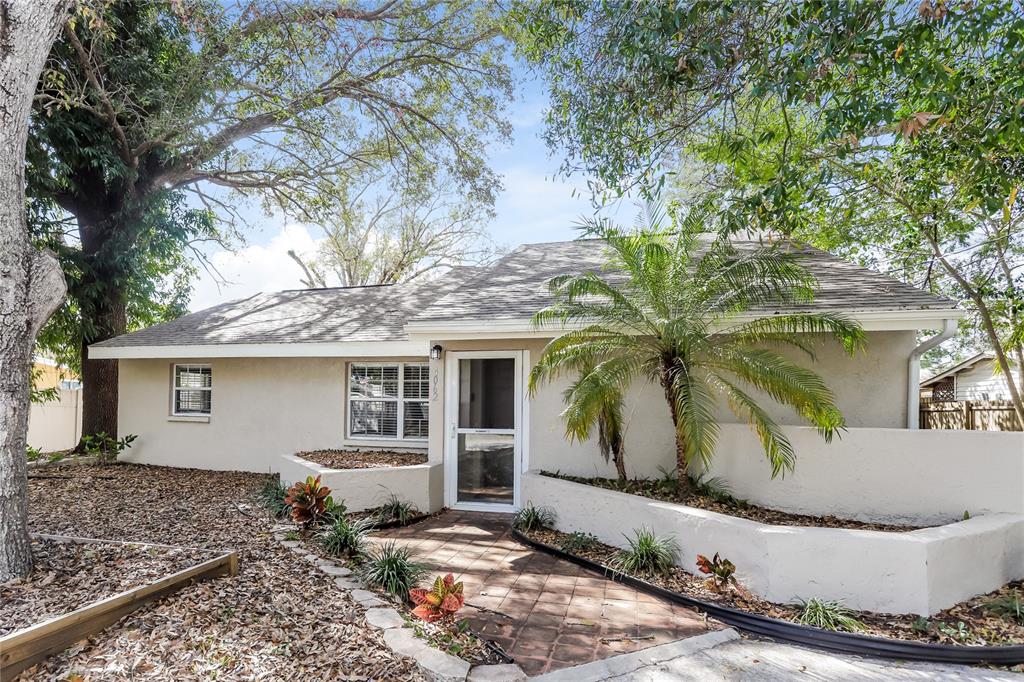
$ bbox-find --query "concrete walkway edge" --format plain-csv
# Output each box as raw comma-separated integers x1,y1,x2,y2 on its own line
529,629,741,681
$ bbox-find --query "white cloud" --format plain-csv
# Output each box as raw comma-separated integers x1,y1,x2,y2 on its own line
189,224,321,311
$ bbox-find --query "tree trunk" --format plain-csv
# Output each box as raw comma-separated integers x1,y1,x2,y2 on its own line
80,298,125,439
0,0,73,582
660,363,692,491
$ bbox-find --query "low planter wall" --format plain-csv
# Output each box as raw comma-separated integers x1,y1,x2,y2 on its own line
706,425,1024,525
276,454,443,513
522,472,1024,616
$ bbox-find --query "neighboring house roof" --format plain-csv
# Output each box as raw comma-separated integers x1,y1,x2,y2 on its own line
407,238,959,332
90,267,480,355
920,352,1002,387
91,238,962,359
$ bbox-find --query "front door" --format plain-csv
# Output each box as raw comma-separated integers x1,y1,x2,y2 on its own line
444,351,523,512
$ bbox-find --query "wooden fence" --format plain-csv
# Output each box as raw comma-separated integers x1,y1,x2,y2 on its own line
920,400,1022,431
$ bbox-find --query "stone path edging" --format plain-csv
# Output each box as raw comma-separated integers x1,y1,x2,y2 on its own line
271,526,528,682
529,629,741,681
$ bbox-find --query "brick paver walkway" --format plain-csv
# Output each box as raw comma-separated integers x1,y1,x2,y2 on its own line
374,511,715,676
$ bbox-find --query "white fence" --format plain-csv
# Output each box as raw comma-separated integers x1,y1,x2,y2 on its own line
28,389,82,452
706,424,1024,525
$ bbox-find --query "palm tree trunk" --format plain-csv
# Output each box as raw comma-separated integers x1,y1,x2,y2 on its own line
660,367,691,492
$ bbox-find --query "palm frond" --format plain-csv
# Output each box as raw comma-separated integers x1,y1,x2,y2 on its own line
712,374,797,478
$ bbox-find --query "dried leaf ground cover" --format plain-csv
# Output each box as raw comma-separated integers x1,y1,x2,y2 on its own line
1,538,205,636
296,449,428,469
540,472,927,532
522,526,1024,650
22,464,423,681
275,515,503,666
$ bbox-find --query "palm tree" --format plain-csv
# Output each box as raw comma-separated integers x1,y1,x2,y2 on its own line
534,358,628,480
529,206,865,487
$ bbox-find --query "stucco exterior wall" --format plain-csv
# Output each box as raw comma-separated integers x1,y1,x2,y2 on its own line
522,472,1024,615
704,425,1024,525
117,357,426,473
277,453,443,512
449,331,916,480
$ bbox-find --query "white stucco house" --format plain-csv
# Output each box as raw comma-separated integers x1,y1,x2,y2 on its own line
89,237,1024,615
88,236,1001,512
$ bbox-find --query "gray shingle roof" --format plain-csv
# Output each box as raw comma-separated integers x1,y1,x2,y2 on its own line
409,239,957,325
95,239,958,350
93,267,480,348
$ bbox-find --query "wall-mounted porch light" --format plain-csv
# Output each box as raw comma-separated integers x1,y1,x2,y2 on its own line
429,344,443,360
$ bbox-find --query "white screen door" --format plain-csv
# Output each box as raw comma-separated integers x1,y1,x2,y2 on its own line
445,351,523,511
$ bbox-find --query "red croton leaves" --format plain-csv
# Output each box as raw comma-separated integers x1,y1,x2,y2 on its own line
284,475,332,526
409,573,465,623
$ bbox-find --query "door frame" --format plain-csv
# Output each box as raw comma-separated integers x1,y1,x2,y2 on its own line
443,350,529,512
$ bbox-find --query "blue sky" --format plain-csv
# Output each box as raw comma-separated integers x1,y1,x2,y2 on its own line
188,72,620,311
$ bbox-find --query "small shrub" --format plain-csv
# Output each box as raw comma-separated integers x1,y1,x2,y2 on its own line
283,530,301,542
319,516,373,558
284,475,333,527
375,494,419,526
257,479,291,518
359,541,427,598
81,432,137,463
557,531,598,554
26,445,43,462
984,593,1024,625
512,503,555,531
691,473,749,508
795,598,864,632
696,553,738,592
410,573,465,624
610,528,677,577
324,497,347,524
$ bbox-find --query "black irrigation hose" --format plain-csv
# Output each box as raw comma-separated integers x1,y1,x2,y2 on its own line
510,528,1024,666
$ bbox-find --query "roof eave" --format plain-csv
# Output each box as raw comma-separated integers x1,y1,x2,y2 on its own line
88,340,427,360
405,308,965,340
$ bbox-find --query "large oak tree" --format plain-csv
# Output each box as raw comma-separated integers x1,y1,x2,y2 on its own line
29,0,511,438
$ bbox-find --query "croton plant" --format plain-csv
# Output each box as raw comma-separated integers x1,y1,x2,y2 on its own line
696,552,739,593
409,573,465,623
284,475,333,527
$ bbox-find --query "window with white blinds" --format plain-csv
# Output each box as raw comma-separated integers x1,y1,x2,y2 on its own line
349,363,429,440
172,364,212,415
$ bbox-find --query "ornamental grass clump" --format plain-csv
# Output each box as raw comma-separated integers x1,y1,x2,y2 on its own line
375,493,419,526
319,515,373,558
610,528,677,577
257,478,291,519
795,597,865,632
984,593,1024,625
512,503,555,532
360,541,427,598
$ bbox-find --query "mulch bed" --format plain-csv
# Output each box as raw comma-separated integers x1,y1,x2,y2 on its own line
22,464,424,681
273,515,504,667
521,526,1024,650
1,538,205,636
541,472,927,532
297,449,428,469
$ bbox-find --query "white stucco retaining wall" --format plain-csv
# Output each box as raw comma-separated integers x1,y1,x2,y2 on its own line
276,454,443,513
522,472,1024,616
705,425,1024,525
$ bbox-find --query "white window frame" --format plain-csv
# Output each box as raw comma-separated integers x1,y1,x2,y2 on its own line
171,363,212,417
347,361,429,442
